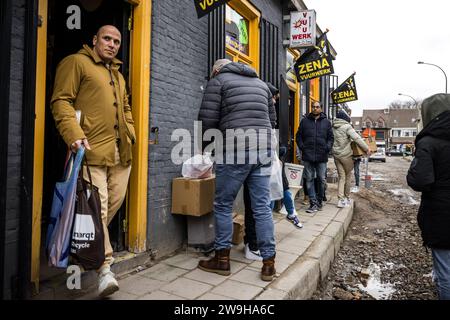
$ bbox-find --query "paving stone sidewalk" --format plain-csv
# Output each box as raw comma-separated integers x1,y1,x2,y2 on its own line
77,184,353,300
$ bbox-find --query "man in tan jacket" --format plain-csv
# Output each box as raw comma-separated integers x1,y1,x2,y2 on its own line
51,25,135,298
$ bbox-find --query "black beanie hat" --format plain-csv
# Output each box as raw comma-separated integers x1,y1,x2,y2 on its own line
266,82,279,97
336,110,351,123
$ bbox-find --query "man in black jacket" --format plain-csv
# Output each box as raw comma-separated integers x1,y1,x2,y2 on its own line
295,102,333,213
197,59,277,281
407,93,450,300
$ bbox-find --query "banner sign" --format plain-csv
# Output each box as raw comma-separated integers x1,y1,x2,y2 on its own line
194,0,231,19
290,10,316,48
331,73,358,104
294,32,334,81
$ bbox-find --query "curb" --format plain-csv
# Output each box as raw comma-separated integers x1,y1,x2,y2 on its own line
256,201,354,300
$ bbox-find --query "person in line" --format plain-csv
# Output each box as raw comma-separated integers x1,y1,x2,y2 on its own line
351,154,362,193
332,110,369,207
271,144,303,228
242,82,279,261
197,59,277,281
295,102,334,213
407,93,450,300
51,25,136,297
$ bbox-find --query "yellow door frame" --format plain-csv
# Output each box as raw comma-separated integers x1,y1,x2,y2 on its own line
32,0,151,290
287,49,300,164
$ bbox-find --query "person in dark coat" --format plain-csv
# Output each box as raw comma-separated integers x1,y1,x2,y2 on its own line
197,59,277,281
295,102,334,213
407,93,450,300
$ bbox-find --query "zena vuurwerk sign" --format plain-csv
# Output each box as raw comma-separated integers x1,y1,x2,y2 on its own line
294,32,334,81
290,10,316,48
194,0,231,19
332,73,358,104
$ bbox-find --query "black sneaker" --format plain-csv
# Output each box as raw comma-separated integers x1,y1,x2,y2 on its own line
317,202,324,211
306,204,319,213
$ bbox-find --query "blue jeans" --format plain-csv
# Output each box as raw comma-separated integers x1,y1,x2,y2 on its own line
354,158,361,187
303,161,327,205
214,162,275,259
432,249,450,300
270,190,295,216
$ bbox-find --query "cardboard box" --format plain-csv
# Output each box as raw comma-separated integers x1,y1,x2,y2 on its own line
232,214,245,245
171,175,215,216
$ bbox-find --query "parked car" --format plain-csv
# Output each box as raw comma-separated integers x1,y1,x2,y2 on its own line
386,148,404,157
369,147,386,162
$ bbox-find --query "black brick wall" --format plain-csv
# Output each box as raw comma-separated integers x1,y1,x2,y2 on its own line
147,0,285,257
3,0,25,299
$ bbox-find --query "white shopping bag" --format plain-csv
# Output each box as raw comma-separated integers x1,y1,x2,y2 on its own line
181,152,213,178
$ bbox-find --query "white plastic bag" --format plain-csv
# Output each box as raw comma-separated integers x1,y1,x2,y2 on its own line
269,152,283,201
181,153,213,178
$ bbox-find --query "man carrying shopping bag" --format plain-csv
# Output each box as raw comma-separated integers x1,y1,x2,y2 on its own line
51,25,135,297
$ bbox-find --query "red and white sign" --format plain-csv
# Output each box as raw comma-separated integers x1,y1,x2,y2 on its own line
290,10,316,48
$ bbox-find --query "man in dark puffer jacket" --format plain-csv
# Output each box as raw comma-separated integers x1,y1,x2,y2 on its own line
197,59,277,281
407,93,450,300
295,102,333,213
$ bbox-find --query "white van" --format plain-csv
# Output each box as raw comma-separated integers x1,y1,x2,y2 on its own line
369,142,386,162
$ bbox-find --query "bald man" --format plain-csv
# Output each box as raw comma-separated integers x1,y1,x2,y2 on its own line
51,25,136,297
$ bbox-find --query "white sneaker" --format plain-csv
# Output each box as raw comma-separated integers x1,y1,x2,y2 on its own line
351,186,359,193
279,205,288,215
98,265,119,298
346,198,352,206
337,199,347,208
244,243,263,261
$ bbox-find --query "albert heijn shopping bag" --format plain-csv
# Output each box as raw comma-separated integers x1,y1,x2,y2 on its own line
46,146,85,268
70,161,105,270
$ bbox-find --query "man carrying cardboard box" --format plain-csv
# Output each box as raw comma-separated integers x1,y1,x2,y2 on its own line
197,59,277,281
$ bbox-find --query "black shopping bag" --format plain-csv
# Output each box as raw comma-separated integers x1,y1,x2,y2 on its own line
70,161,105,270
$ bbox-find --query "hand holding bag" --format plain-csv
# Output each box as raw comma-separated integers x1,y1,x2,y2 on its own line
70,159,105,270
46,146,85,268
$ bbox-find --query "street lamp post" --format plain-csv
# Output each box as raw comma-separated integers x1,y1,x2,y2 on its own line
398,93,417,107
418,61,448,93
398,92,422,134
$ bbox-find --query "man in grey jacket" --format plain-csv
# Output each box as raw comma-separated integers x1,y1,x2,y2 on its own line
197,59,277,281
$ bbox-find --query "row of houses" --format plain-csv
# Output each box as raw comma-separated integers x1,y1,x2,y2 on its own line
352,107,420,151
0,0,341,298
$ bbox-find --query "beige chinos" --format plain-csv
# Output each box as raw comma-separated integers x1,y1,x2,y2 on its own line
83,144,131,271
334,156,354,200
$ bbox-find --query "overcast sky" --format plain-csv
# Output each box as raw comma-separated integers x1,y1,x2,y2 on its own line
303,0,450,116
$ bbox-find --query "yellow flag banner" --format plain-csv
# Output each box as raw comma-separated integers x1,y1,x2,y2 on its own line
294,33,334,81
331,73,358,104
194,0,230,19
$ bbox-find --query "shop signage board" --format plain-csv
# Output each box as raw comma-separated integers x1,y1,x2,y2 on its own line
332,73,358,104
290,10,316,48
294,32,334,81
194,0,231,19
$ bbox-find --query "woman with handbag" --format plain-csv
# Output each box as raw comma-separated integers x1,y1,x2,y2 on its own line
332,110,370,208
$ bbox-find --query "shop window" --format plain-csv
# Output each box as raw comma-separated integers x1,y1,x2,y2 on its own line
286,49,298,88
225,0,260,69
376,131,385,140
226,6,249,56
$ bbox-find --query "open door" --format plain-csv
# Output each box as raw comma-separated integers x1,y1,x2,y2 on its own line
32,0,150,294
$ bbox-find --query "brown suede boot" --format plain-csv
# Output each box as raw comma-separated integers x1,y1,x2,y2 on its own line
261,255,276,281
198,248,231,276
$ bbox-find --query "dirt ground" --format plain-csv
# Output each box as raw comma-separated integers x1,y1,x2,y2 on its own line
311,156,438,300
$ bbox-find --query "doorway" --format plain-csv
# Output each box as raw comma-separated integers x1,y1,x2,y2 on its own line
40,0,132,282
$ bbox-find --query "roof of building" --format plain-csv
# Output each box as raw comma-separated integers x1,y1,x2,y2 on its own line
388,108,420,128
361,109,390,128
